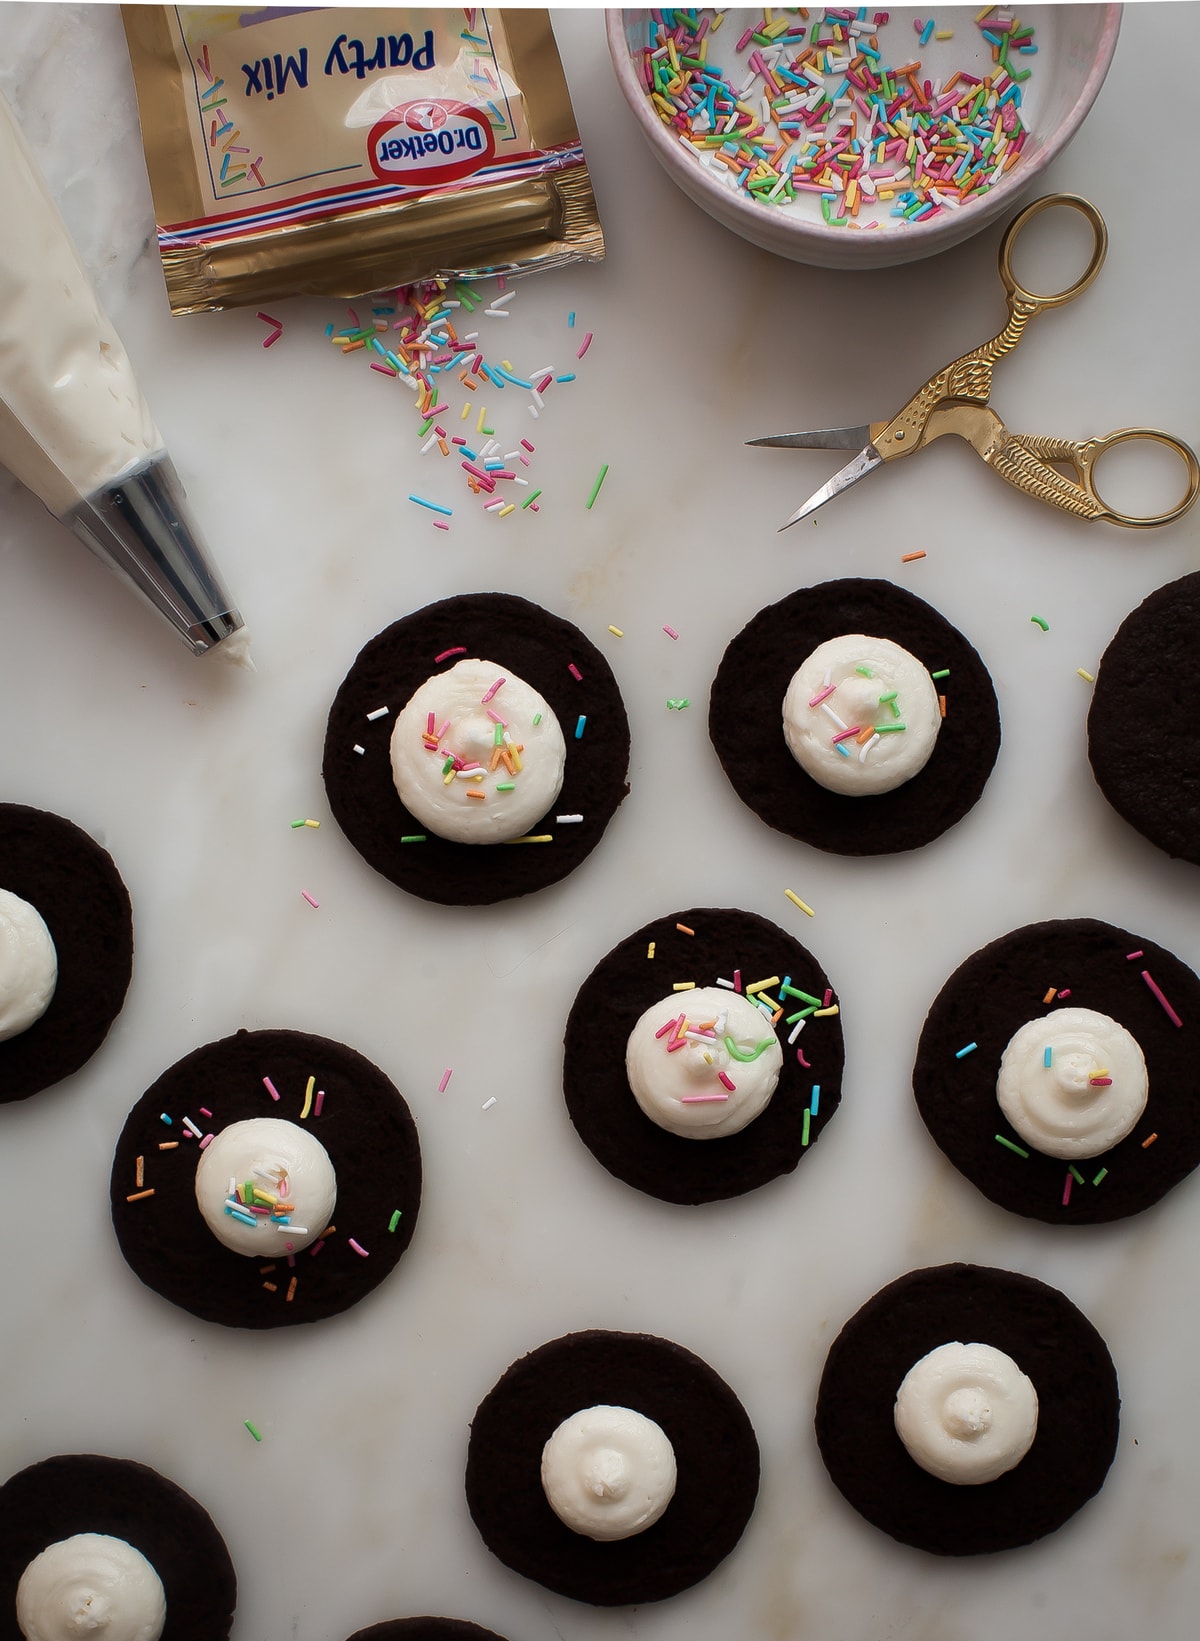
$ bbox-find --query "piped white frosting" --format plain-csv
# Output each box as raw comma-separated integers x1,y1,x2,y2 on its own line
996,1007,1148,1159
0,887,57,1041
625,985,783,1139
193,1117,336,1256
541,1404,677,1540
389,658,565,842
782,633,941,795
15,1533,166,1641
894,1341,1038,1485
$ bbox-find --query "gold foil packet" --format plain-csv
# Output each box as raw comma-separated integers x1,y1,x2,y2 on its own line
122,6,604,314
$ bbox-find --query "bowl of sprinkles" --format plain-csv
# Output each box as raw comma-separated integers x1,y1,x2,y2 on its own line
608,6,1121,268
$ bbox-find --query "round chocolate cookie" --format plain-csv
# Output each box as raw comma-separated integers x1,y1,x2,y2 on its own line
564,907,842,1204
815,1263,1120,1556
708,578,1000,855
322,593,630,905
0,1453,236,1640
111,1027,421,1328
344,1623,509,1641
913,918,1200,1224
1087,570,1200,866
465,1330,759,1605
0,803,133,1102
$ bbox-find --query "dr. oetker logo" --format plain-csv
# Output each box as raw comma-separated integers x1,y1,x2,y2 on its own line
368,100,496,185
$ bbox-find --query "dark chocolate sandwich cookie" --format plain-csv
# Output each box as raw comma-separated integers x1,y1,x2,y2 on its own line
0,1453,236,1640
815,1264,1120,1556
344,1623,509,1641
465,1330,759,1605
708,578,1000,855
111,1027,421,1328
0,803,133,1102
564,907,842,1203
1087,570,1200,865
323,593,630,905
913,918,1200,1224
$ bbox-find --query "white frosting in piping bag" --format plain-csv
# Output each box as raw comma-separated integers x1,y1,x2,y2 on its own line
996,1006,1148,1159
15,1533,166,1641
625,986,783,1139
541,1405,677,1540
894,1341,1038,1485
782,633,941,795
194,1117,336,1256
390,658,565,843
0,887,57,1042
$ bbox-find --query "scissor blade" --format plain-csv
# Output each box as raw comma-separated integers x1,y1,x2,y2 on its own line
780,444,884,530
747,424,873,451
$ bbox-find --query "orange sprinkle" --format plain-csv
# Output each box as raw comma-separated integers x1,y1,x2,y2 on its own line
158,1141,179,1150
126,1188,155,1203
939,695,947,718
286,1276,298,1302
856,725,875,744
259,1263,276,1274
901,550,926,562
1043,987,1057,1004
135,1156,144,1189
676,923,695,936
466,788,486,800
262,1281,278,1293
1142,1132,1159,1148
340,338,366,354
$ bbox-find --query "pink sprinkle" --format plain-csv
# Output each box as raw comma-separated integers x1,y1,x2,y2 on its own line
576,331,593,359
314,1089,325,1117
831,725,861,744
1058,989,1071,999
1126,949,1144,961
537,374,554,392
681,1093,730,1103
822,988,832,1007
655,1017,680,1039
717,1071,737,1091
733,969,742,992
308,1239,326,1257
426,712,436,734
1090,1077,1114,1087
302,890,319,908
199,1133,214,1149
568,663,582,681
1062,1170,1073,1207
1142,970,1183,1027
263,1077,281,1102
481,677,506,704
452,436,467,446
438,1067,453,1093
663,625,679,640
667,1037,689,1053
200,1107,213,1118
486,709,507,726
435,646,467,663
520,438,535,452
809,684,837,708
796,1047,811,1067
736,26,754,50
349,1238,369,1258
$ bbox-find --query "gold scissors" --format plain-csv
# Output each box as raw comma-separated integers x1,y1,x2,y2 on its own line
749,193,1200,531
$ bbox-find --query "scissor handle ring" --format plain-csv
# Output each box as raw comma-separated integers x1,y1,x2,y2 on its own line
999,193,1108,310
1085,428,1200,529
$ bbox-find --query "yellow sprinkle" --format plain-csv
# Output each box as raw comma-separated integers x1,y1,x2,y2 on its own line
498,504,515,517
746,976,781,995
501,834,553,843
1077,667,1095,683
477,404,488,433
300,1075,315,1121
304,818,320,829
785,889,815,917
814,1005,840,1017
608,625,624,637
672,981,696,991
460,401,471,421
647,942,656,958
935,28,953,39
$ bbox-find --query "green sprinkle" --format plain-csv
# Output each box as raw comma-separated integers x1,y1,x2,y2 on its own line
493,723,504,745
290,819,306,828
400,834,427,843
585,463,610,510
418,416,436,437
785,1006,817,1023
802,1108,812,1146
1092,1167,1109,1186
245,1420,263,1442
877,691,898,703
521,489,542,509
1030,614,1050,631
388,1210,402,1233
855,665,873,677
782,984,821,1006
667,698,691,710
441,756,455,775
496,782,516,791
931,668,950,679
532,712,542,725
724,1036,776,1063
995,1134,1029,1158
1069,1165,1085,1184
874,722,907,732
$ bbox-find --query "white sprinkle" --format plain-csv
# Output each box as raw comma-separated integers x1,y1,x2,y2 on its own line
367,706,389,721
482,1096,497,1110
788,1017,807,1045
182,1116,202,1138
716,977,735,990
555,813,583,823
820,701,849,731
353,744,365,755
858,732,881,763
280,1224,308,1235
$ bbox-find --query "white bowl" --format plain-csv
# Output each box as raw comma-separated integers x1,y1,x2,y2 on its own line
606,6,1122,270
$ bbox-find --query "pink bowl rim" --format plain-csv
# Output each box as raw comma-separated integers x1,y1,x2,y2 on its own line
604,5,1124,254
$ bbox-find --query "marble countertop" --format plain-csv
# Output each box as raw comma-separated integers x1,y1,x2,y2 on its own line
2,6,1199,1640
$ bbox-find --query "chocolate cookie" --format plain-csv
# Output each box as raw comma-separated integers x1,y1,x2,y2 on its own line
0,1454,235,1640
708,578,1000,855
111,1028,421,1328
1087,570,1200,865
344,1624,509,1641
563,907,842,1203
913,918,1200,1223
0,803,133,1102
815,1264,1120,1555
323,593,630,904
465,1330,759,1605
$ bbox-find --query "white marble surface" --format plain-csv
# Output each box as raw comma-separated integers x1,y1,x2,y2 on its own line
2,5,1200,1640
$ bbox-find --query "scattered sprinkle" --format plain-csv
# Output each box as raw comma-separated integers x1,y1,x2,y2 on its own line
1062,1171,1073,1207
802,1108,812,1146
608,625,624,637
409,494,453,517
576,331,594,359
955,1042,978,1058
301,890,319,909
995,1134,1029,1158
244,1421,263,1442
1092,1167,1108,1187
1030,614,1050,631
435,646,467,663
438,1067,453,1093
348,1238,369,1258
666,698,690,710
401,834,428,843
1142,1132,1159,1149
676,923,696,936
262,1077,281,1102
556,813,583,823
366,706,390,721
1126,949,1144,961
568,662,583,681
159,1113,172,1125
1043,987,1057,1004
901,550,926,563
257,311,283,348
647,942,656,958
1142,970,1183,1027
1077,667,1096,683
784,889,814,916
388,1210,403,1232
672,981,696,991
482,1096,497,1110
575,715,587,739
502,834,553,843
125,1188,155,1203
663,625,679,640
585,463,610,510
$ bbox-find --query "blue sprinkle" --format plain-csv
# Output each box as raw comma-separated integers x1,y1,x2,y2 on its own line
955,1042,978,1059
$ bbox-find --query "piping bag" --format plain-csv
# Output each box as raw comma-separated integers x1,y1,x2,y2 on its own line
0,89,246,658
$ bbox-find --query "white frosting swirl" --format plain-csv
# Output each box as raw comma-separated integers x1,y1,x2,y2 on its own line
541,1404,677,1540
625,986,783,1139
782,633,941,795
194,1117,336,1256
0,887,57,1041
389,658,566,843
894,1341,1038,1485
996,1007,1148,1159
15,1533,166,1641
